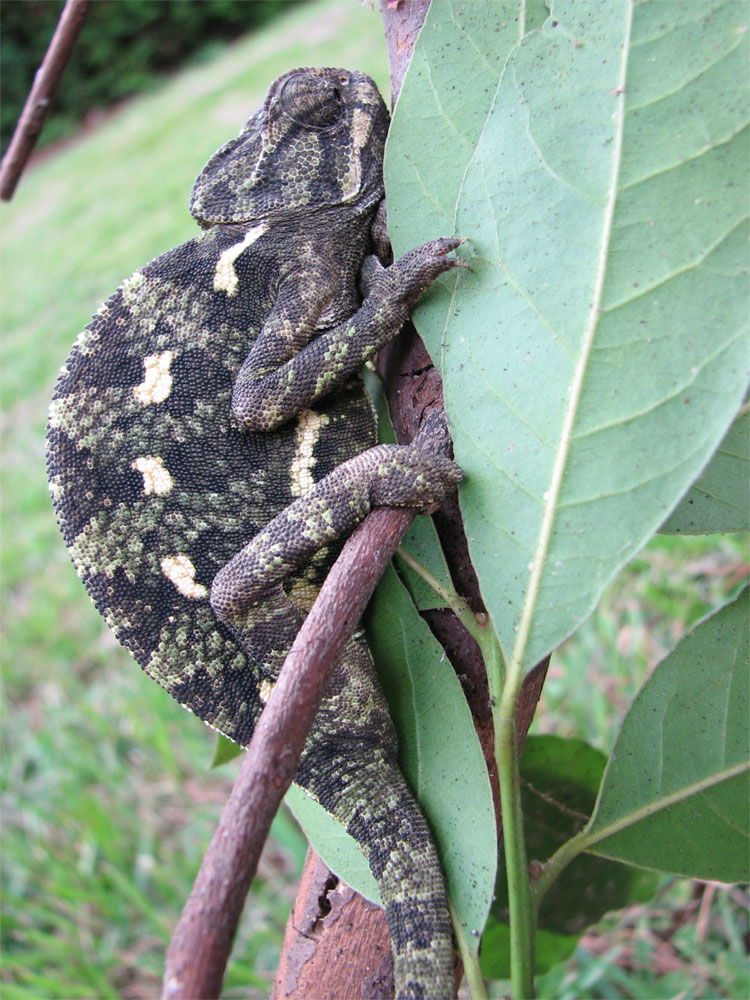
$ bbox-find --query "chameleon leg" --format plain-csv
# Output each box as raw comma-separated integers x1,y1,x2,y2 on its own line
209,441,460,627
230,237,468,432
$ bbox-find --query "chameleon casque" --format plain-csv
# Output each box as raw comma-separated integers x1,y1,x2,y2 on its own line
47,68,465,998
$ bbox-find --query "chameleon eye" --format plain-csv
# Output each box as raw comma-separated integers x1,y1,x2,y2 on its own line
280,73,346,130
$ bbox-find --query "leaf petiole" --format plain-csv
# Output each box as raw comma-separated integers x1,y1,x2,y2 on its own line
449,898,489,1000
395,545,490,649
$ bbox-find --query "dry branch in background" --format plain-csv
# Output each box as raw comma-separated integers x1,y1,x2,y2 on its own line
0,0,91,200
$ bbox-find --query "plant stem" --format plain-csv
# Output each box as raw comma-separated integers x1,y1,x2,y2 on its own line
495,673,535,998
449,898,489,1000
533,827,590,911
483,626,506,696
481,620,534,997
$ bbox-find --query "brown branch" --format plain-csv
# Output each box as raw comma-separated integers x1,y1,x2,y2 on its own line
0,0,91,201
276,1,547,993
162,497,425,998
379,0,431,105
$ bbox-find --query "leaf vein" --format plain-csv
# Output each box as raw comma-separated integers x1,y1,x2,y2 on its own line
619,122,749,193
627,31,747,115
602,214,749,313
587,759,750,848
424,58,474,151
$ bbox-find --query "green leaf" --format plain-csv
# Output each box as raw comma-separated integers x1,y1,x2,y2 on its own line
211,732,242,767
366,567,497,950
660,411,750,534
385,1,537,228
482,735,657,978
395,517,455,611
586,587,749,881
288,567,496,947
285,783,381,902
482,920,579,984
387,0,750,672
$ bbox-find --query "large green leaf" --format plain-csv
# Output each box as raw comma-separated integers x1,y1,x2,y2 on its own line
585,587,749,882
660,411,750,534
384,1,541,228
386,0,749,672
288,567,497,947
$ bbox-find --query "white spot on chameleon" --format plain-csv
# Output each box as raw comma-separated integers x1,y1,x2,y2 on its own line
290,408,329,497
161,554,207,599
213,224,268,296
132,455,174,495
258,678,275,704
134,351,174,406
341,107,366,202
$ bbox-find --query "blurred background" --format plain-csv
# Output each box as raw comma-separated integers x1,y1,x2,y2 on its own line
1,2,746,997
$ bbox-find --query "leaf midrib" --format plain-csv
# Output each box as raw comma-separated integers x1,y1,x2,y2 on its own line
585,758,750,852
507,1,634,674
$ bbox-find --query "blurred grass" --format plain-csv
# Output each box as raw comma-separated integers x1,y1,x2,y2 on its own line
1,2,387,997
1,0,747,997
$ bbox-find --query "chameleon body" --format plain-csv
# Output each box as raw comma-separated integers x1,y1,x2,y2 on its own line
47,68,463,998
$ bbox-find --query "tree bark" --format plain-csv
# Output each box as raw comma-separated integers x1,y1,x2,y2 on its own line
273,851,394,1000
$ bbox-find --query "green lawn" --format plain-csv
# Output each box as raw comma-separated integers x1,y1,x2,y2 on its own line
1,3,387,997
1,1,746,997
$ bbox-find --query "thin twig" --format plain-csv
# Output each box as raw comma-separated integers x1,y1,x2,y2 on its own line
161,499,423,998
0,0,91,200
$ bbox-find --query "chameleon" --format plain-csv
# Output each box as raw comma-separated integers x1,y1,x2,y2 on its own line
47,67,466,998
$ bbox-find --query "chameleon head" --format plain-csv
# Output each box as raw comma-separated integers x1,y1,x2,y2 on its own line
190,68,390,227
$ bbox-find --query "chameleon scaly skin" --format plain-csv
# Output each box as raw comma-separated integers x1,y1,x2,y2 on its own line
47,68,464,998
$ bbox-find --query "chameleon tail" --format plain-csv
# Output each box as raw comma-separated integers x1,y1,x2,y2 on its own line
350,759,454,999
295,633,454,999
